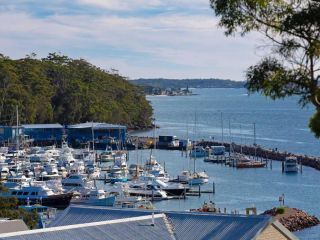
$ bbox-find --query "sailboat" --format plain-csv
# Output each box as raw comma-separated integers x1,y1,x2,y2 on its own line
179,112,209,185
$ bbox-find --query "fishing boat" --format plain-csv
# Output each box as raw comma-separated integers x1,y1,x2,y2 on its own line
284,156,299,173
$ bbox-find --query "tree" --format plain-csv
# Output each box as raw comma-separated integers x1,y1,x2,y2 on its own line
210,0,320,137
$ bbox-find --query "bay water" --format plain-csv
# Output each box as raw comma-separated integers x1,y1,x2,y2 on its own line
130,88,320,239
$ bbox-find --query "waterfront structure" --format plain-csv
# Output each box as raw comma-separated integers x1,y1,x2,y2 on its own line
67,122,126,149
0,205,297,240
22,124,64,144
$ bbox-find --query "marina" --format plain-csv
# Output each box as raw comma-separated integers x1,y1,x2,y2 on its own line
0,88,319,239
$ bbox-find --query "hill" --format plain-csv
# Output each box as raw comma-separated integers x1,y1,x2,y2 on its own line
0,53,152,129
131,78,245,89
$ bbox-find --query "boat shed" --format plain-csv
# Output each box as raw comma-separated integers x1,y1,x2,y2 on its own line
22,124,64,144
0,126,24,144
66,122,126,149
0,205,298,240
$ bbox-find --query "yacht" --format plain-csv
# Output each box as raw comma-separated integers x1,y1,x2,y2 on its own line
71,188,116,206
0,184,73,208
284,156,299,173
127,182,168,200
61,174,93,193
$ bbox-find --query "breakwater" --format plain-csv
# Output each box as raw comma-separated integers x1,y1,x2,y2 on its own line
263,208,320,232
198,140,320,171
128,136,320,171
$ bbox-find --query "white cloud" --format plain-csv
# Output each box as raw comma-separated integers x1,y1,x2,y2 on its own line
0,1,262,80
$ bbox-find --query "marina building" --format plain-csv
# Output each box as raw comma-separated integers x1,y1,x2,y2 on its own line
0,122,126,149
22,124,64,145
66,122,126,149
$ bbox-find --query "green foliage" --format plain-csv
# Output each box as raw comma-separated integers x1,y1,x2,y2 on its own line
0,53,152,128
0,188,39,229
276,206,286,214
210,0,320,137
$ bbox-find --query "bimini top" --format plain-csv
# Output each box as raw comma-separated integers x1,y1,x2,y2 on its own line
67,122,126,130
22,124,63,129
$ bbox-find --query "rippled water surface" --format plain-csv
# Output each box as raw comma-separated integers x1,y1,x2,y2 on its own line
130,88,320,239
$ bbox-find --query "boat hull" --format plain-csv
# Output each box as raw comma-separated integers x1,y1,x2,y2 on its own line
16,193,73,209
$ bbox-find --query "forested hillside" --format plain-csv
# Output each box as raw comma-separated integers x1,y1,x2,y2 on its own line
0,53,152,129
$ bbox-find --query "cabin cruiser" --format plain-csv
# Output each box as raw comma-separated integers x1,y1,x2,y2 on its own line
99,147,115,162
139,174,187,196
284,156,299,173
61,174,93,193
0,166,9,180
0,184,73,208
204,146,226,163
71,188,116,206
189,146,206,158
127,182,168,200
177,170,209,185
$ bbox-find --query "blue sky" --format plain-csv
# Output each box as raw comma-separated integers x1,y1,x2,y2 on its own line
0,0,262,80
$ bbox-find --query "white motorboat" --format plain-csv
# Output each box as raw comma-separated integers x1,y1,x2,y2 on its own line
284,156,299,173
61,174,93,193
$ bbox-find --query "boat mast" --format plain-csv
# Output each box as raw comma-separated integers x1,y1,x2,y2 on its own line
91,122,95,162
220,112,224,145
253,122,257,159
193,111,197,173
16,105,19,151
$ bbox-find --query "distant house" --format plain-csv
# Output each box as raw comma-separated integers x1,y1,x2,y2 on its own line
0,205,297,240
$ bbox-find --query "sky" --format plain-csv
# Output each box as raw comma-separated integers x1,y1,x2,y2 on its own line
0,0,263,80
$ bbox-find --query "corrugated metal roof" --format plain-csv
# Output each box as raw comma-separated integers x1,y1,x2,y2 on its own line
166,212,271,240
0,217,174,240
67,122,126,130
48,205,153,227
47,205,274,240
22,124,63,129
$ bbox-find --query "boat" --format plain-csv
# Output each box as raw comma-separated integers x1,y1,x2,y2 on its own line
233,154,266,168
189,146,206,158
190,201,218,213
127,182,168,200
19,204,57,228
204,146,226,163
61,174,93,193
0,184,73,208
284,156,299,173
71,188,116,206
177,170,209,185
99,147,115,162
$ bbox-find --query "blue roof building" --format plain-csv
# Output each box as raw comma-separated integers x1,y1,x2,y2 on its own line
22,124,64,143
